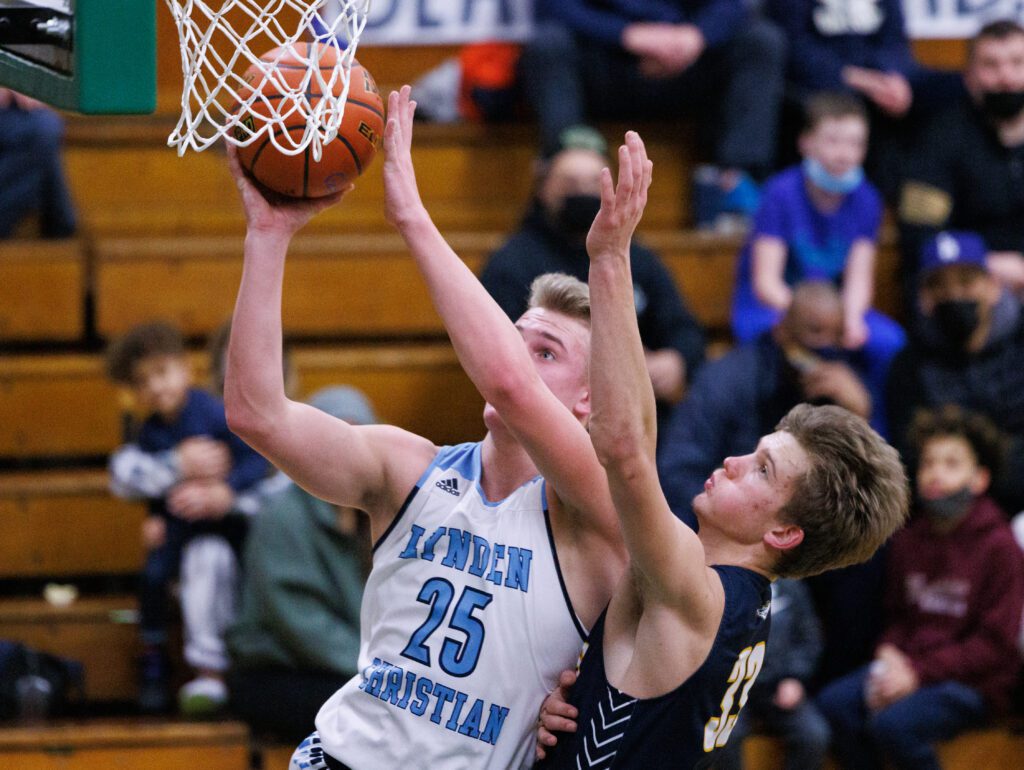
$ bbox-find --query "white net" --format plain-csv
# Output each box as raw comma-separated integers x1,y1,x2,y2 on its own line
164,0,372,159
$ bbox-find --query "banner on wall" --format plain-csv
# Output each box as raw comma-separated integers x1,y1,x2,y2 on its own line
904,0,1024,39
337,0,1024,45
357,0,534,46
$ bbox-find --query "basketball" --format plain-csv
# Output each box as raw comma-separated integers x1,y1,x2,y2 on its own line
234,43,384,199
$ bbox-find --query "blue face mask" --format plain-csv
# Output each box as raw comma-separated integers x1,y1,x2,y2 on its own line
802,157,864,195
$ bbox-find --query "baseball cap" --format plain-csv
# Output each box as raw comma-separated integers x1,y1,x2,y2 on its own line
309,386,378,426
919,231,987,275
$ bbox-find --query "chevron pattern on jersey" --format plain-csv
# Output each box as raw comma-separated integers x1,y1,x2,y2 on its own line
574,685,638,769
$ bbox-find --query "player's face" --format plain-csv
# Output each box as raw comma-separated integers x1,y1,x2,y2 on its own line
967,34,1024,96
130,354,191,421
693,431,810,544
511,307,590,417
917,435,983,501
801,116,868,177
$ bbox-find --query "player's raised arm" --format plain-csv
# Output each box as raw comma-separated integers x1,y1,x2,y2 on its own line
224,147,435,528
382,86,617,535
587,134,715,609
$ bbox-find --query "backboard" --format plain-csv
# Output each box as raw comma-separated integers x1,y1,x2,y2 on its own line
0,0,155,113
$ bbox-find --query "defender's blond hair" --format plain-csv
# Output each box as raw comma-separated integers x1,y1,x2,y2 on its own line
774,404,909,578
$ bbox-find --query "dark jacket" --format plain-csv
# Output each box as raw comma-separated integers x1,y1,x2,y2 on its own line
886,295,1024,514
899,96,1024,277
535,0,746,49
767,0,913,92
881,496,1024,713
482,204,706,378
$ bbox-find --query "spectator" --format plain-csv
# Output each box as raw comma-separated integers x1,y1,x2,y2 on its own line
886,231,1024,515
481,126,705,433
899,20,1024,300
731,91,905,421
816,406,1024,770
660,280,875,523
520,0,785,227
765,0,963,195
228,386,376,744
0,89,76,238
105,322,270,715
713,578,830,770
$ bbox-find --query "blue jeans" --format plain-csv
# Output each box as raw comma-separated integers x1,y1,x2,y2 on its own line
0,105,76,237
519,18,785,173
815,664,987,770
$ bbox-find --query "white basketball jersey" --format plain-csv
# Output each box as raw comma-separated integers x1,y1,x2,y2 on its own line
316,442,586,769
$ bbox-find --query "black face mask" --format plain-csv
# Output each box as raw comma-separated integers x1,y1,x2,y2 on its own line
981,89,1024,120
553,194,602,238
919,486,974,523
933,300,981,348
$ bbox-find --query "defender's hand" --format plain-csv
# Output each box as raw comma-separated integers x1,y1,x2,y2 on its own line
536,669,579,761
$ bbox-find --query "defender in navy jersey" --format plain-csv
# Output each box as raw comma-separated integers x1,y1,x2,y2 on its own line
224,87,630,769
535,133,910,769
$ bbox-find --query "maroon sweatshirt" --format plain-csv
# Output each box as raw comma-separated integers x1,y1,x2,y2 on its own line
880,496,1024,713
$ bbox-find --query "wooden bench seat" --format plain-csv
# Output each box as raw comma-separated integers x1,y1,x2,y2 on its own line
63,116,692,236
0,718,250,770
0,469,145,578
0,239,86,343
92,228,901,339
0,343,483,461
0,596,141,703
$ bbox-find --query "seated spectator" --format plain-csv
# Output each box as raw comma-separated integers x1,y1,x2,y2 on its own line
816,406,1024,770
520,0,785,227
731,91,905,413
481,127,705,433
0,88,76,238
765,0,963,195
713,578,830,770
899,20,1024,301
105,321,270,715
886,231,1024,515
228,386,375,744
660,280,875,523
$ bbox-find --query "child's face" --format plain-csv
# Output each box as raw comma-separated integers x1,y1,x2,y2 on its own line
800,116,868,178
917,435,985,501
130,354,191,421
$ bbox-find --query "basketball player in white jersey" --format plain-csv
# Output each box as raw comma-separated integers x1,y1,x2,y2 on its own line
223,85,634,768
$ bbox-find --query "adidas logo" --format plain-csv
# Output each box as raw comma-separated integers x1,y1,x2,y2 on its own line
435,478,460,496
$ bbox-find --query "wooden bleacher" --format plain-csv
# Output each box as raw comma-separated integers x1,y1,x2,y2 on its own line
0,719,250,770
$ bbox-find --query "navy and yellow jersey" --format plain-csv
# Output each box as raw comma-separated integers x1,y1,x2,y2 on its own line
538,565,772,770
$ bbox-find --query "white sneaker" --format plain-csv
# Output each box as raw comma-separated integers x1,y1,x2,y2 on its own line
178,675,228,717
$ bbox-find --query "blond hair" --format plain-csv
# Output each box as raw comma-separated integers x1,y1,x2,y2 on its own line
774,404,909,578
527,273,591,325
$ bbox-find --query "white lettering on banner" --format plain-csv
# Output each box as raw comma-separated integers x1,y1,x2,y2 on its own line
335,0,534,46
904,0,1024,39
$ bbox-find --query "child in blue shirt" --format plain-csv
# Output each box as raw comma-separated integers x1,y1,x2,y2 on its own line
732,92,905,432
106,321,269,714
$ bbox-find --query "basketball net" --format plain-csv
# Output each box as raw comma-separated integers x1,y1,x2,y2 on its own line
163,0,371,159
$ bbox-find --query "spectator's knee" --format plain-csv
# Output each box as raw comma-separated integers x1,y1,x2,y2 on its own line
867,707,916,755
27,108,64,148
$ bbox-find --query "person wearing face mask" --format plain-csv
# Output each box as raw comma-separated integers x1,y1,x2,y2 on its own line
886,231,1024,516
481,127,706,436
816,405,1024,770
731,91,906,395
899,20,1024,304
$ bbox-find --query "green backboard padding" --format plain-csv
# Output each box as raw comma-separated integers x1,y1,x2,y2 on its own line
0,1,156,114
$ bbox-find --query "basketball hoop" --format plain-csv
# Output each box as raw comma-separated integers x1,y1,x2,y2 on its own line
163,0,371,159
